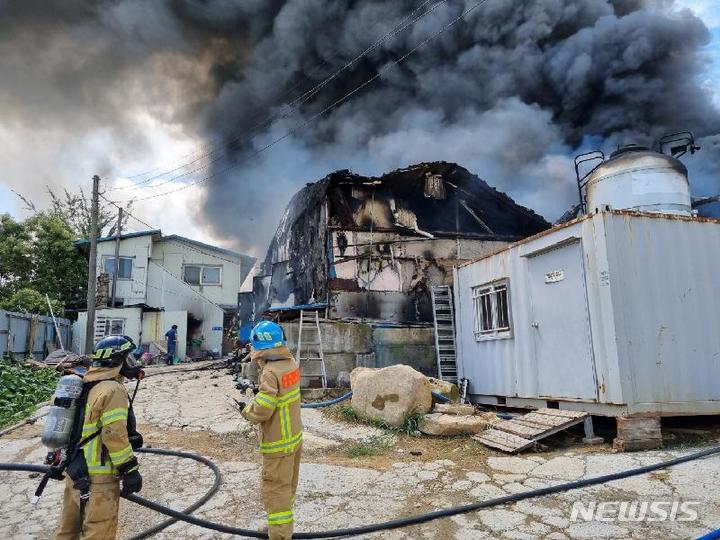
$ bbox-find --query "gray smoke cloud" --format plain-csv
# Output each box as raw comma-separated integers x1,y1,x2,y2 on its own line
0,0,718,253
200,0,720,251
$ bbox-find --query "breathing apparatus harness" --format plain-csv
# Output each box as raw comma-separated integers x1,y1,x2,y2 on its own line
34,352,145,518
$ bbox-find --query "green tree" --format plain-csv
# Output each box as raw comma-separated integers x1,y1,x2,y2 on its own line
0,214,87,314
47,187,133,239
0,288,63,315
25,214,88,306
15,186,134,239
0,214,32,299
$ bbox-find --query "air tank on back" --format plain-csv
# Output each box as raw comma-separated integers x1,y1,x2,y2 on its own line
585,144,692,216
41,374,84,450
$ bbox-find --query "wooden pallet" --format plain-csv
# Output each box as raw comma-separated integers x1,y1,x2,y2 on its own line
474,408,588,453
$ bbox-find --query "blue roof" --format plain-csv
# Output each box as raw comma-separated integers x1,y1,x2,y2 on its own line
74,230,161,246
267,302,329,313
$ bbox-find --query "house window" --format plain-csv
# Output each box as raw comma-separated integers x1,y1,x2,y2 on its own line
94,317,125,340
183,265,222,286
103,257,133,280
472,280,511,340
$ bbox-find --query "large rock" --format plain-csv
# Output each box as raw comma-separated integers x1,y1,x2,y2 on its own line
350,365,432,427
434,403,476,416
419,413,497,436
427,377,460,402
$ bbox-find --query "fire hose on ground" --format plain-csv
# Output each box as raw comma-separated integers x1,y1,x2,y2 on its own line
1,444,720,539
299,390,450,409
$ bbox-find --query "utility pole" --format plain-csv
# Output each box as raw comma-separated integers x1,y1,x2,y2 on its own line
110,207,123,307
84,175,100,354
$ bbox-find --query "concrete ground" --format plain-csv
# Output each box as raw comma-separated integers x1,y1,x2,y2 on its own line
1,362,719,539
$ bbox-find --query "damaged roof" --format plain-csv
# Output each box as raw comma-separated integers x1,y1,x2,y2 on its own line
281,161,549,241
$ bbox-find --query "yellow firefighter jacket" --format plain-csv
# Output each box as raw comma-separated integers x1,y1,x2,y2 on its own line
79,366,137,481
241,346,303,456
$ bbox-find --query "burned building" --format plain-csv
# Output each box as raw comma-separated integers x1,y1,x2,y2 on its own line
240,162,549,382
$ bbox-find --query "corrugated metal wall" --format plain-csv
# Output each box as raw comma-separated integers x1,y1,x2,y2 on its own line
605,212,720,406
0,310,72,360
454,210,720,415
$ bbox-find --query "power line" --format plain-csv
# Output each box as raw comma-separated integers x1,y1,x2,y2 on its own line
106,0,444,193
111,0,489,204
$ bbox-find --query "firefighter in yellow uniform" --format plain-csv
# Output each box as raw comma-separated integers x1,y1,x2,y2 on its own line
55,335,144,540
241,321,302,540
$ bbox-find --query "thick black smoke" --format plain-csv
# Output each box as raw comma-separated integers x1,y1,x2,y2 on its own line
1,1,718,253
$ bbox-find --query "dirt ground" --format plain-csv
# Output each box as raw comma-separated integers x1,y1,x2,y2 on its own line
1,362,720,539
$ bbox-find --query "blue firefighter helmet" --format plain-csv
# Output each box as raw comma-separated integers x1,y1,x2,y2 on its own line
92,335,136,367
250,321,286,350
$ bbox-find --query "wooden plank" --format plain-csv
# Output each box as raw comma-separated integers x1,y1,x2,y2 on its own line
474,408,589,454
535,408,587,419
520,412,572,428
474,429,534,453
494,420,546,438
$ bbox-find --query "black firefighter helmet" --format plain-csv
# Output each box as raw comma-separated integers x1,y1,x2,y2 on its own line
91,335,136,367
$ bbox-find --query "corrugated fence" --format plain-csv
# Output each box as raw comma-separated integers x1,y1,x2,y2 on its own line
0,310,72,361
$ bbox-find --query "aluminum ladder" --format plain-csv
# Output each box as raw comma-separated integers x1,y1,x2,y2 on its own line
431,285,458,384
296,309,327,388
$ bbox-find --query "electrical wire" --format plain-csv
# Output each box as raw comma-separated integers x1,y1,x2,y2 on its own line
108,0,445,191
110,0,488,204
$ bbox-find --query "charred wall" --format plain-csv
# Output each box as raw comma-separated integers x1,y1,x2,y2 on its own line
249,162,549,323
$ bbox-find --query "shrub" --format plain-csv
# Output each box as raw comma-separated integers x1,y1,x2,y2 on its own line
0,358,59,427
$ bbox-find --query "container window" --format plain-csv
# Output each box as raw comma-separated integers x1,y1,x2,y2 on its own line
472,280,512,340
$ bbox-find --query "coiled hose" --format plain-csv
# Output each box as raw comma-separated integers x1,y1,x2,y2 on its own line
2,444,719,539
0,448,221,540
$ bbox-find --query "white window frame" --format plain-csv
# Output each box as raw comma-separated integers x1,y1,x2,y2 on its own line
182,264,223,286
102,256,133,280
94,317,126,340
472,279,512,341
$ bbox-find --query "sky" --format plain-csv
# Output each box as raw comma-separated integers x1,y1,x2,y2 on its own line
0,0,718,257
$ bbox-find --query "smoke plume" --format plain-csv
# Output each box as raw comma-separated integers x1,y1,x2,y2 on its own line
1,1,718,253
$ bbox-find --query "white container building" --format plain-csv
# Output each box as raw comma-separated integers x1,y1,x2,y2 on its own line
453,143,720,417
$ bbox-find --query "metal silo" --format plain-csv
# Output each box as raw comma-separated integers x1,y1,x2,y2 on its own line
573,132,700,217
585,145,692,215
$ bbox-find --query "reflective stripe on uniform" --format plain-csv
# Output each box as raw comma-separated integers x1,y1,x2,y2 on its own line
267,510,293,526
100,407,128,426
83,435,117,475
259,431,303,454
254,392,278,410
258,386,302,453
108,444,134,465
82,423,100,437
278,387,300,404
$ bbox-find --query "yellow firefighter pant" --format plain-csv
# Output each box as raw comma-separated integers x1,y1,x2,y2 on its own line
261,444,302,540
54,477,120,540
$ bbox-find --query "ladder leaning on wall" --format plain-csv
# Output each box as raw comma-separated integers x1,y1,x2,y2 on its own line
431,285,458,385
296,309,327,388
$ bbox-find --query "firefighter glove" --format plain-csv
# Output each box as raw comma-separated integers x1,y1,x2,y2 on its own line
121,470,142,496
129,433,144,450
